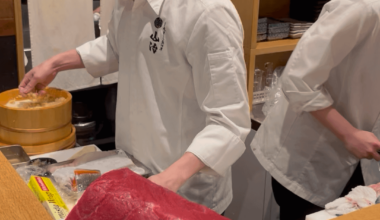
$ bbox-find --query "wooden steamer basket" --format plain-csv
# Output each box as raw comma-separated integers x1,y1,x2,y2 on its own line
0,88,76,155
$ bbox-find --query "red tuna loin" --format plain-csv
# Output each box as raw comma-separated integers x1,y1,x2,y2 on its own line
66,168,229,220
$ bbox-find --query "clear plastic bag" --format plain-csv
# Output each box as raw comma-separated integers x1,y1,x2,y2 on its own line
16,165,47,183
262,66,285,116
16,164,80,210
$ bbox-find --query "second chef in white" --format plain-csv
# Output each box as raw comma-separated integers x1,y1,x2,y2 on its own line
251,0,380,219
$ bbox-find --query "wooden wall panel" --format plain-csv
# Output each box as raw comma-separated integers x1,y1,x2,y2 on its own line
259,0,291,19
0,0,16,36
0,0,24,90
0,19,15,36
14,0,25,81
0,0,15,18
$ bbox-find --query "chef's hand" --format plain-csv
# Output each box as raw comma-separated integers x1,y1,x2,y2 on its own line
344,130,380,161
148,152,206,192
148,172,182,192
19,61,57,95
19,49,85,95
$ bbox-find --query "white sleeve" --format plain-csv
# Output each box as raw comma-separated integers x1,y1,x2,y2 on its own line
76,7,119,78
281,1,376,113
185,3,250,176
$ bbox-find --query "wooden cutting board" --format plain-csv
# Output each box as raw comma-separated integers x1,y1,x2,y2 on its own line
0,152,52,220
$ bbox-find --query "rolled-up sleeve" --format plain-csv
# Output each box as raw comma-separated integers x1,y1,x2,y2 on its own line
185,3,250,176
76,8,119,78
281,1,376,113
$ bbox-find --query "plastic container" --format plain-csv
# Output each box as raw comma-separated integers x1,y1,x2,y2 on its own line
0,145,30,169
254,69,264,92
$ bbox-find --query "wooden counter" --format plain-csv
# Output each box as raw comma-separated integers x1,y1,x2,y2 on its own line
0,152,52,220
335,204,380,220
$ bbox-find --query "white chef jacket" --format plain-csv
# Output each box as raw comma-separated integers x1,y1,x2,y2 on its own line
76,0,250,213
251,0,380,207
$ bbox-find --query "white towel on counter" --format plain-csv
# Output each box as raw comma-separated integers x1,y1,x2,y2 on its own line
325,186,378,216
306,211,335,220
99,0,118,85
28,0,100,91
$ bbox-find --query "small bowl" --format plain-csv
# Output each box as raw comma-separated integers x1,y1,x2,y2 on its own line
28,158,58,166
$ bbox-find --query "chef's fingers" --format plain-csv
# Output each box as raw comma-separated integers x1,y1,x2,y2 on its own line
19,71,34,95
19,72,31,89
36,84,47,95
38,90,47,96
21,75,38,95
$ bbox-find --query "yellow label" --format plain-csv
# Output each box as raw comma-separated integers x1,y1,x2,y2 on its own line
28,175,69,220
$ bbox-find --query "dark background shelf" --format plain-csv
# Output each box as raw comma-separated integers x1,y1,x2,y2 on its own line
71,83,117,151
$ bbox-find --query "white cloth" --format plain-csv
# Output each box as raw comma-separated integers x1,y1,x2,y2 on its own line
325,186,377,215
28,0,100,91
93,12,101,22
251,0,380,207
99,0,118,85
306,211,335,220
76,0,250,213
308,185,379,219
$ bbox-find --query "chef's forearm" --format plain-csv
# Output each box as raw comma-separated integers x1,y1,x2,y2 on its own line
163,152,205,188
49,49,85,73
310,106,357,143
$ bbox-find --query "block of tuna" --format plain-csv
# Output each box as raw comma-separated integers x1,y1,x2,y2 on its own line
66,168,229,220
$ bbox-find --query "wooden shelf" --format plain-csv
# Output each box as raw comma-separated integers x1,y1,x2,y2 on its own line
255,39,299,55
232,0,300,110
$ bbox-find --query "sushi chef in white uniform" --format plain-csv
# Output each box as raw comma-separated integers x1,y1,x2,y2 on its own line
251,0,380,219
19,0,250,214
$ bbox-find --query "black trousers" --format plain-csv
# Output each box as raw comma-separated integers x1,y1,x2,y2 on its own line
272,163,364,220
